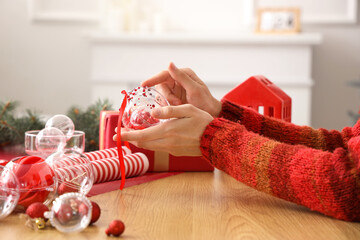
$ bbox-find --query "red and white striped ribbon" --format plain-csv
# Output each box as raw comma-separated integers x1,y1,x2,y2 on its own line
91,153,148,183
84,147,131,161
55,152,148,184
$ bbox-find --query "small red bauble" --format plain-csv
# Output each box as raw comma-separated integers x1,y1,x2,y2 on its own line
78,202,89,216
90,201,101,224
58,182,77,195
55,203,73,224
25,202,49,219
105,220,125,237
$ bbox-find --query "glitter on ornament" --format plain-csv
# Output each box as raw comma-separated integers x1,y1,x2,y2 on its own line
122,86,170,130
24,202,49,230
45,114,75,140
25,202,49,219
0,165,20,220
44,192,92,233
35,127,67,157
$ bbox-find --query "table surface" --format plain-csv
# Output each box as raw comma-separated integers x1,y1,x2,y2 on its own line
1,170,359,240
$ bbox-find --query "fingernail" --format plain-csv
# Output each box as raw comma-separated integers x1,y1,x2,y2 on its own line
169,62,178,71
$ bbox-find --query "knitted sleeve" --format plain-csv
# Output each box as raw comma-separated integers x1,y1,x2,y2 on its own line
200,118,360,221
219,100,353,152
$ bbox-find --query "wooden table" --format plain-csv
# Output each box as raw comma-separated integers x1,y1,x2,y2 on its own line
1,170,359,240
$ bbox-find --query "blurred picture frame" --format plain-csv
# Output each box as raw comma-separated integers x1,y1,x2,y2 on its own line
256,8,301,34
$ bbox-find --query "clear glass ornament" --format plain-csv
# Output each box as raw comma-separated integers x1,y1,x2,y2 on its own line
122,86,170,130
6,156,57,209
46,150,94,196
35,127,66,158
0,165,20,220
44,192,92,233
46,114,75,140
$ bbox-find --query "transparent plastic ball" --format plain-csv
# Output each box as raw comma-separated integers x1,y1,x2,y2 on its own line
46,150,94,196
44,192,92,233
122,86,170,130
0,165,20,220
35,127,67,157
46,114,75,140
6,156,57,208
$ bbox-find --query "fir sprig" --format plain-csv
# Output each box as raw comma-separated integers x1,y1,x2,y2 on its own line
0,99,114,152
67,99,113,152
0,101,44,147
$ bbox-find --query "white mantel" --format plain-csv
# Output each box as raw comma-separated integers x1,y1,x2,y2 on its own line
88,32,322,126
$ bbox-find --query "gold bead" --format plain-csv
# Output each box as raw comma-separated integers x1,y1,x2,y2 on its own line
35,218,46,229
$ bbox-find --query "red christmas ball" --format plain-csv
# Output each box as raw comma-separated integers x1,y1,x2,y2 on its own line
25,202,49,219
78,202,89,216
58,182,77,195
105,220,125,237
55,203,73,224
90,201,101,224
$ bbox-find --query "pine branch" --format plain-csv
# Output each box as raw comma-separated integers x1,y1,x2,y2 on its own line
0,99,114,152
0,100,44,148
67,99,113,151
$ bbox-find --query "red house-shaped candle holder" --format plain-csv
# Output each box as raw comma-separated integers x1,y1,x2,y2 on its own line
223,75,292,122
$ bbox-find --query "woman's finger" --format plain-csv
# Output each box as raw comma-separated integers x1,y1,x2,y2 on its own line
121,123,168,142
141,70,173,87
151,105,197,120
156,84,182,105
168,62,197,91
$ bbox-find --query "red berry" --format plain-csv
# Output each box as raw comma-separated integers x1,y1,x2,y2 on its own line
55,203,73,224
25,202,49,219
90,201,101,224
58,182,77,195
105,220,125,237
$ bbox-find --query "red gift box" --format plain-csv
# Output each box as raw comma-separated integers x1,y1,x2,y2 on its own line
99,111,214,172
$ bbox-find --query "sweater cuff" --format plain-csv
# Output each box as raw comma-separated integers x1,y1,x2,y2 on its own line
200,117,240,164
218,100,244,122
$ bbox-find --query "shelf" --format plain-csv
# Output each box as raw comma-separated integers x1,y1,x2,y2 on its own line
87,31,322,46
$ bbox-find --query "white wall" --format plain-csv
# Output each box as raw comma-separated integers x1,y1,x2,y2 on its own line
0,1,97,115
0,0,359,130
307,23,360,129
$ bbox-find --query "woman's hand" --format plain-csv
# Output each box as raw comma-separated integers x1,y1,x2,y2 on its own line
115,104,214,156
142,62,222,117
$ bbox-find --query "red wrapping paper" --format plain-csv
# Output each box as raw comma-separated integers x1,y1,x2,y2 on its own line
99,111,214,172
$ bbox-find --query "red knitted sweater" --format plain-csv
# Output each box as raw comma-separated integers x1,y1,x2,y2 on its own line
200,100,360,221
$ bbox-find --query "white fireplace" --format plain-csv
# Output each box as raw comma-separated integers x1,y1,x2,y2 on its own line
88,32,322,126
